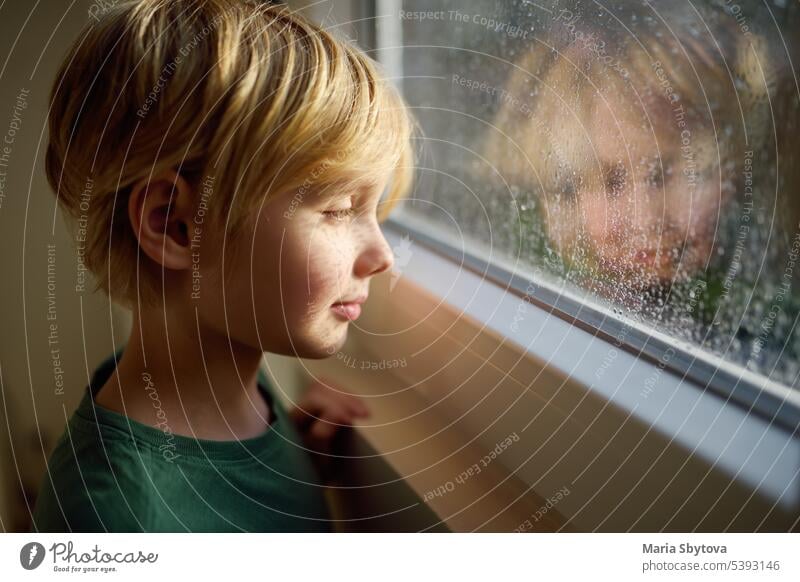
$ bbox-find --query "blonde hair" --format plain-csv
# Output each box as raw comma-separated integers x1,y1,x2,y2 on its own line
485,12,748,200
46,0,416,308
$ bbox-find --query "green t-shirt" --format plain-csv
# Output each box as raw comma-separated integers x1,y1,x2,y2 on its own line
31,349,332,532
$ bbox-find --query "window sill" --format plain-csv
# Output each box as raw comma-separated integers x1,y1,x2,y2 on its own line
329,216,799,530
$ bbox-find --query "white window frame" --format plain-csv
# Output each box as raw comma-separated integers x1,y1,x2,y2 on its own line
384,213,800,511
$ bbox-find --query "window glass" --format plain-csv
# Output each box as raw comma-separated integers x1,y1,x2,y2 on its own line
394,0,800,388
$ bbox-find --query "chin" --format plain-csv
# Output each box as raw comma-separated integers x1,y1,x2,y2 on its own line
284,332,348,360
301,346,342,360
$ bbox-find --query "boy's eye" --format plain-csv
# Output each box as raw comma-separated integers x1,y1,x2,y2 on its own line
322,207,356,222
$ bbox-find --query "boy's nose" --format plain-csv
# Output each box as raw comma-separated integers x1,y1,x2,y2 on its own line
356,224,395,278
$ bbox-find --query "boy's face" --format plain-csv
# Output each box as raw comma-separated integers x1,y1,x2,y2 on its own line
543,99,722,290
196,175,395,359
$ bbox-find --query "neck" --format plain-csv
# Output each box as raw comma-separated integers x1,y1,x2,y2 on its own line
96,303,271,440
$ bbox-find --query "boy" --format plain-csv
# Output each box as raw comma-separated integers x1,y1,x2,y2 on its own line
32,0,415,532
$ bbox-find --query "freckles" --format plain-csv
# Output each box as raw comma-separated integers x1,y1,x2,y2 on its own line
303,265,333,311
298,236,344,312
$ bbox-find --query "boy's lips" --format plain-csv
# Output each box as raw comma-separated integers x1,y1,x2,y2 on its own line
331,295,367,321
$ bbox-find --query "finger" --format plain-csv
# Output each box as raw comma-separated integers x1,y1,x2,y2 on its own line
336,396,369,419
321,386,369,416
306,380,370,419
347,395,370,417
319,398,352,421
310,419,338,443
295,385,335,416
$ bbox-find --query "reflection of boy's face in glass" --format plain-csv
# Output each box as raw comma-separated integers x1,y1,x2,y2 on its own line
542,96,721,290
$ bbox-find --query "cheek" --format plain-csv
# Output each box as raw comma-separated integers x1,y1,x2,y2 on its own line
260,225,355,322
303,228,354,305
579,192,612,243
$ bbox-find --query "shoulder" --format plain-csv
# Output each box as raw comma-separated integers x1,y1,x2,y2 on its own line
31,424,157,532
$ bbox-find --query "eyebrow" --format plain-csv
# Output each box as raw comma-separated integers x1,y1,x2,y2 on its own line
314,177,383,202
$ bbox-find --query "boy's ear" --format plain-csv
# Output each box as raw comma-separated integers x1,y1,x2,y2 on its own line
128,169,194,270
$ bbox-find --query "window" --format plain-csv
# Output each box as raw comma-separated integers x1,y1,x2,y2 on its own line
380,0,800,425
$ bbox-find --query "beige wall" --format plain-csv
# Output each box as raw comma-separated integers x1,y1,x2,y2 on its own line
0,0,363,532
0,1,131,531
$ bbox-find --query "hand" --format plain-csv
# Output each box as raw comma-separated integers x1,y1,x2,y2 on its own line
289,378,370,456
